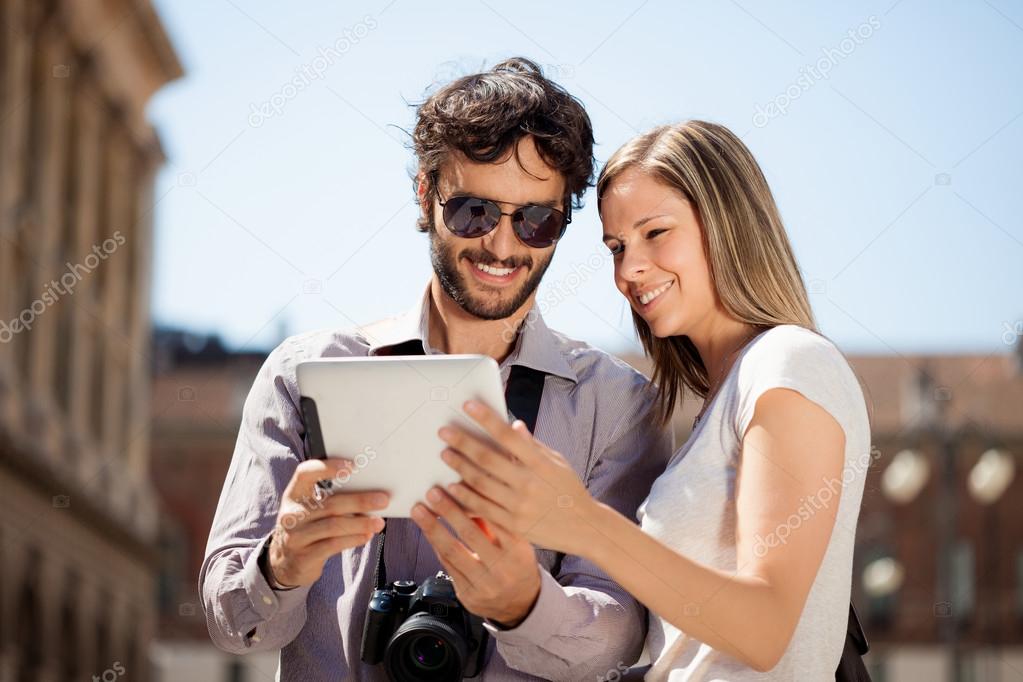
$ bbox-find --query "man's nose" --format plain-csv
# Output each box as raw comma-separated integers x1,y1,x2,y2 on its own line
481,213,521,262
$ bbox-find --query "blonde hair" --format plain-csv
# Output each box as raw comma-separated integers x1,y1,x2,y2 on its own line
597,120,817,426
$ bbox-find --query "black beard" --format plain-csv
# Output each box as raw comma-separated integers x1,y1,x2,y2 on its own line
429,228,553,321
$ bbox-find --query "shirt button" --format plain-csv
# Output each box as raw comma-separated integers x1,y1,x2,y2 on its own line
262,595,273,605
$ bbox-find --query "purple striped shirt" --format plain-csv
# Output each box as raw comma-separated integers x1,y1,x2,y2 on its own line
199,284,674,680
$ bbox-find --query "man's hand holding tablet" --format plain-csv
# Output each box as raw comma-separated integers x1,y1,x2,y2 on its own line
264,457,391,589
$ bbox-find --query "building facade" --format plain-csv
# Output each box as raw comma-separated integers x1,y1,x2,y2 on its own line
0,1,180,680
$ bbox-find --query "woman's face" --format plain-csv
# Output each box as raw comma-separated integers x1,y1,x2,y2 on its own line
600,168,718,339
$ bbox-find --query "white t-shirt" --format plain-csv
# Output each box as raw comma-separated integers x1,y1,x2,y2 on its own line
637,325,871,681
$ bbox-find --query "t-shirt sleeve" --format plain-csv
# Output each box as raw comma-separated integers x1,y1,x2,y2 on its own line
733,327,860,442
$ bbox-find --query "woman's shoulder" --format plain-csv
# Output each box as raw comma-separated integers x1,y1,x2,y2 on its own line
742,325,847,373
736,324,865,417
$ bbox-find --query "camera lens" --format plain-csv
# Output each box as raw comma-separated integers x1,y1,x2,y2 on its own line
410,635,449,671
386,615,467,681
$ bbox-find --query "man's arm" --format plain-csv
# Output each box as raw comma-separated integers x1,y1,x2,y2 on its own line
198,340,311,653
200,338,390,655
482,386,673,681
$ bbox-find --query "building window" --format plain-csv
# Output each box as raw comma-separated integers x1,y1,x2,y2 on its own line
95,595,111,674
15,571,43,682
58,579,80,680
54,60,82,416
951,540,976,623
90,319,106,447
1015,550,1023,621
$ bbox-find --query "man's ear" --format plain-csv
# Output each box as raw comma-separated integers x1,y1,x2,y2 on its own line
416,171,429,202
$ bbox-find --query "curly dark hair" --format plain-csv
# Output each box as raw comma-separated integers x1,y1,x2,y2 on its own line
411,57,595,233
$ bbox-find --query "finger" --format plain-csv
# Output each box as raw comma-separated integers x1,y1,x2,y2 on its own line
440,448,518,509
289,458,355,498
285,514,385,549
482,518,518,548
303,532,376,564
438,427,523,486
446,482,517,532
424,487,500,564
321,490,390,516
463,401,542,466
434,551,473,595
472,516,498,543
410,503,481,589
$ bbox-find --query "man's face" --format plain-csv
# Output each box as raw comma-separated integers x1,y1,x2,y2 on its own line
426,136,566,321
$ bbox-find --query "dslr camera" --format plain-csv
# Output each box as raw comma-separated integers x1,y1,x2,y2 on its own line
361,571,489,681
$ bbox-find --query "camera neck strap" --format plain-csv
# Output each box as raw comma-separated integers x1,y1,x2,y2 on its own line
372,338,548,590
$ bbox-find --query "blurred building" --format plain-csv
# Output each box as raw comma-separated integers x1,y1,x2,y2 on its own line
148,330,279,681
850,349,1023,681
0,1,179,680
151,325,1023,681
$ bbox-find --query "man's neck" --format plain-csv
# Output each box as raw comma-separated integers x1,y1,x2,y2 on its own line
426,278,533,363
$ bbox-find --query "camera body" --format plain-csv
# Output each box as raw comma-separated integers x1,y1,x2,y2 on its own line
361,571,489,681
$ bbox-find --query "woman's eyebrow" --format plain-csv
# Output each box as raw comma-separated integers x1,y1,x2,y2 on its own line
602,213,672,240
635,213,669,228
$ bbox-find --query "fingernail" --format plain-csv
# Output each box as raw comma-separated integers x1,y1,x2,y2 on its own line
438,426,453,439
410,504,426,521
372,493,389,507
426,487,442,503
371,517,385,531
465,400,480,413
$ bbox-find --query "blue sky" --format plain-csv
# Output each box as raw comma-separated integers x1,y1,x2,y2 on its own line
147,0,1023,356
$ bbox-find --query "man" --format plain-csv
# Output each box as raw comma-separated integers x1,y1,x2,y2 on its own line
200,57,673,680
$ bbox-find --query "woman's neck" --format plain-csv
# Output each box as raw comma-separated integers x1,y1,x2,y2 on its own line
688,314,761,394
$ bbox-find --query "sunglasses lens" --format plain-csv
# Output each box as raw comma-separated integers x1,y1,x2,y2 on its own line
442,196,500,238
515,206,566,247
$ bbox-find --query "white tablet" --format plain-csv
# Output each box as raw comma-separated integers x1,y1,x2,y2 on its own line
295,354,507,517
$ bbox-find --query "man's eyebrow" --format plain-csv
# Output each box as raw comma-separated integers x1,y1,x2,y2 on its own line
448,189,563,209
602,213,671,240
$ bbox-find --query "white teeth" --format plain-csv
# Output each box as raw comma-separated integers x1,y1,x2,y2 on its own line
475,262,516,277
638,281,673,305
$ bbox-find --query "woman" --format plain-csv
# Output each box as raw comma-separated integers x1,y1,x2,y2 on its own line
426,121,870,679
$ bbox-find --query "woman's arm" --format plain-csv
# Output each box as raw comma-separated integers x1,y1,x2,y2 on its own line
441,387,846,672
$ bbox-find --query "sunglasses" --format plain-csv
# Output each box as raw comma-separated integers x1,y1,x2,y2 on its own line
432,175,571,248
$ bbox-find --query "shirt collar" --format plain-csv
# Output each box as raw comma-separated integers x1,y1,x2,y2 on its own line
362,281,578,384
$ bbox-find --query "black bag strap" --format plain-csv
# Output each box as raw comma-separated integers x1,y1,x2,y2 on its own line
835,602,871,680
372,339,548,589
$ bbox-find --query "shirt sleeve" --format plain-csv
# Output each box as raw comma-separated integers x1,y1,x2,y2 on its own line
486,378,675,681
198,338,312,654
734,327,860,441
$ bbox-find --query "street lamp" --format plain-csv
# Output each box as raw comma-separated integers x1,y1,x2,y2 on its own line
881,449,931,504
968,449,1015,505
863,556,906,598
968,448,1014,682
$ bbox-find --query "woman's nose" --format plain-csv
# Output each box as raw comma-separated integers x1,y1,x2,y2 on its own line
619,244,650,280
